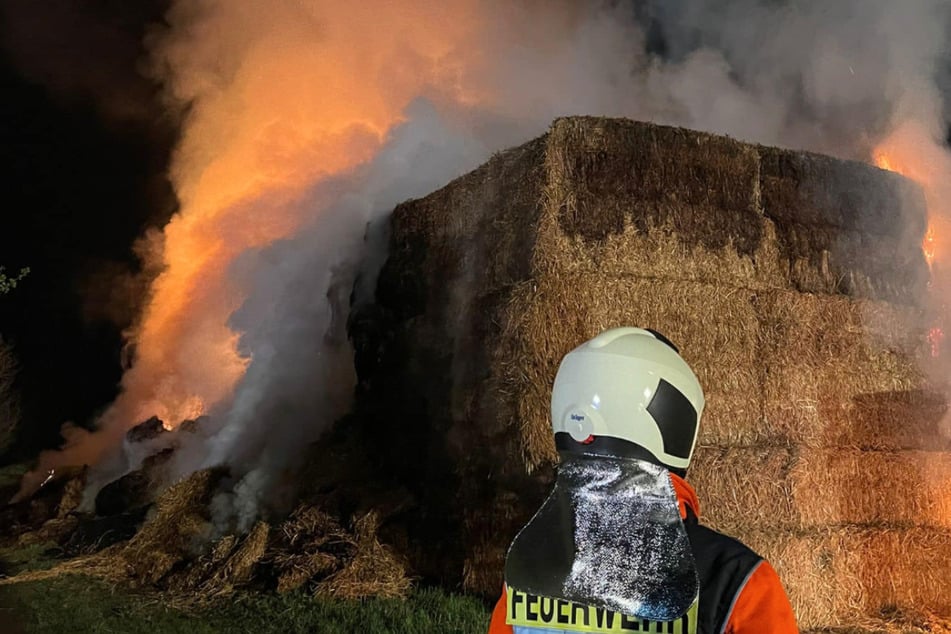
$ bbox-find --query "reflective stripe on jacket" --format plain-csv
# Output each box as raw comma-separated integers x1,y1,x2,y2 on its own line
488,475,798,634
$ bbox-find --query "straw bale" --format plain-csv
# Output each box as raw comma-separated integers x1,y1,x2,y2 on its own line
841,390,951,451
167,533,239,592
462,538,512,598
814,611,951,634
210,534,239,560
690,447,951,532
688,446,798,533
748,527,951,628
12,470,88,546
272,505,350,593
194,521,269,598
354,116,936,606
275,552,338,593
757,144,927,235
538,117,783,290
757,145,928,304
384,134,546,305
535,118,927,303
117,468,224,585
314,511,410,599
803,617,951,633
792,450,951,528
165,534,236,594
95,448,175,516
758,291,934,447
278,505,347,548
460,487,541,595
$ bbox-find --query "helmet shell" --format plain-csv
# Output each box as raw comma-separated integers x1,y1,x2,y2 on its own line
550,327,705,471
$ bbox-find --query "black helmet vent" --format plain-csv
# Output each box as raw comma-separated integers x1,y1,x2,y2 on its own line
646,379,697,459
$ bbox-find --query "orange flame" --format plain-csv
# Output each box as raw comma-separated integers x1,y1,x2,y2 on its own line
873,140,942,271
100,1,489,432
873,151,894,173
924,225,938,269
874,122,951,367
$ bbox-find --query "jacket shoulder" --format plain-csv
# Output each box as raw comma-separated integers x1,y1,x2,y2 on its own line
687,521,762,568
685,520,764,632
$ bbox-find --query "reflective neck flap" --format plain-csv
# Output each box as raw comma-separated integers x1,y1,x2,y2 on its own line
505,453,698,622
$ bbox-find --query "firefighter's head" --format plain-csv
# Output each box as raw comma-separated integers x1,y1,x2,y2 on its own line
550,327,704,476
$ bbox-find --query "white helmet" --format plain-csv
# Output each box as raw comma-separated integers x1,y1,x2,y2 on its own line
550,327,705,473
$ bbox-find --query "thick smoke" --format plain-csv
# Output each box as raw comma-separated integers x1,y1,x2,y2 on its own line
645,1,950,155
16,1,951,522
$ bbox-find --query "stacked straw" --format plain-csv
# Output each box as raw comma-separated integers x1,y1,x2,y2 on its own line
355,116,951,630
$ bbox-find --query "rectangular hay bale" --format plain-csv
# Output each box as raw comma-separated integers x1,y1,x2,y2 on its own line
691,447,951,531
792,449,951,528
758,291,934,447
749,527,951,628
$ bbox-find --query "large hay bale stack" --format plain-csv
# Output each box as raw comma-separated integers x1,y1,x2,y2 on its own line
351,117,950,630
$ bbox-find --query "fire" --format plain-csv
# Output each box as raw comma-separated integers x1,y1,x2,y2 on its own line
99,1,488,432
17,0,635,500
924,225,938,268
874,122,951,365
873,150,894,172
873,139,943,271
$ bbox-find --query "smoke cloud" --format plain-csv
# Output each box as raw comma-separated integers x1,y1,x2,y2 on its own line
16,1,951,523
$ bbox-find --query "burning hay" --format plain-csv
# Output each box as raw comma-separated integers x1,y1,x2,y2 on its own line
351,116,948,629
1,464,410,606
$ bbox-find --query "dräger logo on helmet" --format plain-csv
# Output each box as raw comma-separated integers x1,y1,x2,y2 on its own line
570,413,586,421
505,588,698,634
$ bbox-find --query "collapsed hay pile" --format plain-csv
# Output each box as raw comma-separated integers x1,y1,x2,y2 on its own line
352,117,951,631
1,468,410,605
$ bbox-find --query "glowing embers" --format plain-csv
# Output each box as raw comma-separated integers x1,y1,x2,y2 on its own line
924,225,938,269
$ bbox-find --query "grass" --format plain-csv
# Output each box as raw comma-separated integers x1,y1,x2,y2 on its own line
0,541,61,576
0,575,492,634
0,462,26,492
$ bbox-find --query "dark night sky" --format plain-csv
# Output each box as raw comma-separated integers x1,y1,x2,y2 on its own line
0,2,177,459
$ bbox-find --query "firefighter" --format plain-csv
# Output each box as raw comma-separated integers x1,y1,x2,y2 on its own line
488,327,798,633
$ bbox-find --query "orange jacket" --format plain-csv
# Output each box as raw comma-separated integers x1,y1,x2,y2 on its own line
488,474,798,634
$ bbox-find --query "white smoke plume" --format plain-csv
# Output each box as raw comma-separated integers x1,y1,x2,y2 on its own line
17,1,951,524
